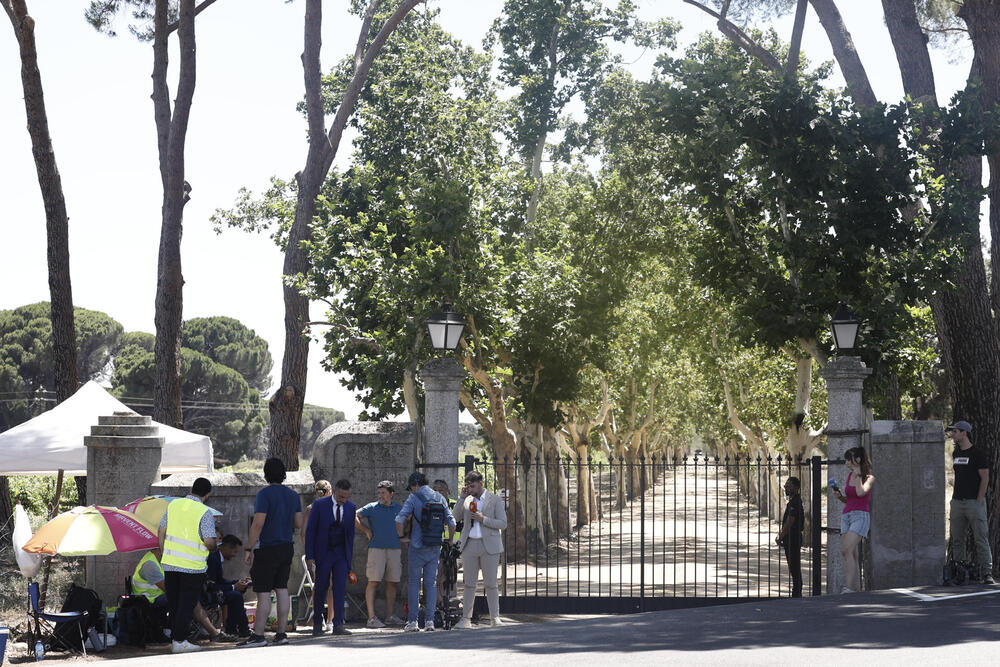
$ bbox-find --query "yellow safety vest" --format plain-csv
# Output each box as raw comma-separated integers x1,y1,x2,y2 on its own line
132,551,164,602
161,498,210,571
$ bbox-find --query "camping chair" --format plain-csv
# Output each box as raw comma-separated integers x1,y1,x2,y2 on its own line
27,582,89,657
296,554,315,625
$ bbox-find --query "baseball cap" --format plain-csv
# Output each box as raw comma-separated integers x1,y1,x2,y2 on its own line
946,420,972,433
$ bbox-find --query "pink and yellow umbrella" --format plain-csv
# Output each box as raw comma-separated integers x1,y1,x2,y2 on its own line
22,505,159,556
122,495,222,528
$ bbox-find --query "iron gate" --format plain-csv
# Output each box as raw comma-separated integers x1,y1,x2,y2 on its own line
459,454,829,614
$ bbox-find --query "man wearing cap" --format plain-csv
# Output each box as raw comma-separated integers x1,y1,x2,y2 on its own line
947,420,994,584
395,471,455,632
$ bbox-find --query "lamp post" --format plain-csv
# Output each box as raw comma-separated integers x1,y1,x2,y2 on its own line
830,302,860,353
418,304,466,495
819,301,871,594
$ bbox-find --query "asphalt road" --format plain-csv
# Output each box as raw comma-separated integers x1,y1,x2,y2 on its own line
97,585,1000,665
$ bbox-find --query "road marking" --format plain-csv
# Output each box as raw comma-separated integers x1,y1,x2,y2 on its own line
893,587,1000,602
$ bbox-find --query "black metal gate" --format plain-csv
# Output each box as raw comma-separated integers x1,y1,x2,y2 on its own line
462,454,828,614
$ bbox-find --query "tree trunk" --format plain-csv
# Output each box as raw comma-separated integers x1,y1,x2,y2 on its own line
543,428,570,535
5,0,84,504
884,372,902,420
0,476,12,542
151,0,197,429
5,2,78,407
958,1,1000,562
807,0,877,107
270,0,424,468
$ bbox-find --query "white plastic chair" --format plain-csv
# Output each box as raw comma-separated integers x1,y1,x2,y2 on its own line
295,554,315,624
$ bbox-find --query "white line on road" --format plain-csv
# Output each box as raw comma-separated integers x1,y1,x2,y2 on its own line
893,587,1000,602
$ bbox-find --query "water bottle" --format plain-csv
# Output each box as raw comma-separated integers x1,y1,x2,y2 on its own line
34,639,44,661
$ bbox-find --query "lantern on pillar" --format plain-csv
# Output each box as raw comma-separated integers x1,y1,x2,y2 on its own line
426,304,465,351
830,302,860,353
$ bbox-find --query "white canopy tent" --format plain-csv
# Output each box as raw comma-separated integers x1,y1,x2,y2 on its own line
0,381,214,475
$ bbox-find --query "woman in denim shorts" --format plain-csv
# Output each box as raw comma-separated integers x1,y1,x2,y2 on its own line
831,447,875,594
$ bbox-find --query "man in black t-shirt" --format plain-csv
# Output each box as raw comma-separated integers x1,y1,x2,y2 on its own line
947,420,994,584
776,476,804,597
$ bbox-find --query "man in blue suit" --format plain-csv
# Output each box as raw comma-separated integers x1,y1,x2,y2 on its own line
305,478,356,636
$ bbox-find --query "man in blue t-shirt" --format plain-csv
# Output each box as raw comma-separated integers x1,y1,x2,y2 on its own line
239,458,303,648
356,480,404,628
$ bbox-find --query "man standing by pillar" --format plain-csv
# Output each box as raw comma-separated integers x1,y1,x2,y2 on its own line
396,471,455,632
240,458,303,648
306,479,356,635
947,421,995,584
356,480,404,627
453,470,507,628
158,477,217,654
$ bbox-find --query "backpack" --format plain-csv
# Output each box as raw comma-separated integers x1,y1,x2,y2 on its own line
114,595,159,647
53,584,101,651
419,497,447,547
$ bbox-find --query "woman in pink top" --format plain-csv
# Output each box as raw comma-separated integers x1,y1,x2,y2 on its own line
830,446,875,594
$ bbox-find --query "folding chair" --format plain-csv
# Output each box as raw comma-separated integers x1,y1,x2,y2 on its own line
27,582,89,657
296,554,315,625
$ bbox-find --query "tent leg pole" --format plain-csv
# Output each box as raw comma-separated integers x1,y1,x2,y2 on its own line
39,468,64,609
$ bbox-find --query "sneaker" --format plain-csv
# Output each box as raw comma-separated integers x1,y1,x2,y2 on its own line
490,617,504,627
983,574,996,585
840,587,855,594
211,631,238,643
172,640,201,654
403,621,420,632
424,621,436,632
454,617,472,630
385,615,405,626
324,621,333,632
272,632,289,645
237,633,268,648
367,617,386,629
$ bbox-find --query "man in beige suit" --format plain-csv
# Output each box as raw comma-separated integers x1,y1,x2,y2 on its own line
453,471,507,628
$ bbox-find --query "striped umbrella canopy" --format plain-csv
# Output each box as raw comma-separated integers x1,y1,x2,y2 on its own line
22,505,159,556
122,495,223,528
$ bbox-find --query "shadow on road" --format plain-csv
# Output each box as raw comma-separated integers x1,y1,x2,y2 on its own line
295,587,1000,656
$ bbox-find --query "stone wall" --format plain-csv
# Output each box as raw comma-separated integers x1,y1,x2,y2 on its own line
311,421,416,617
869,420,946,589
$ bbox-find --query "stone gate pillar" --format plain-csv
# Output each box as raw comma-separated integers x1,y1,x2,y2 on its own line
85,412,163,604
819,356,871,594
869,420,945,588
419,357,465,495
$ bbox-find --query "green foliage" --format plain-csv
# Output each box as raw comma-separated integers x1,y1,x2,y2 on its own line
182,316,273,392
490,0,662,163
7,476,79,517
85,0,161,41
302,10,513,419
300,404,346,458
647,34,974,364
0,303,124,430
111,320,269,463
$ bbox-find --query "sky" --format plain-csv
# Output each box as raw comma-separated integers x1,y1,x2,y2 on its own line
0,1,976,420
